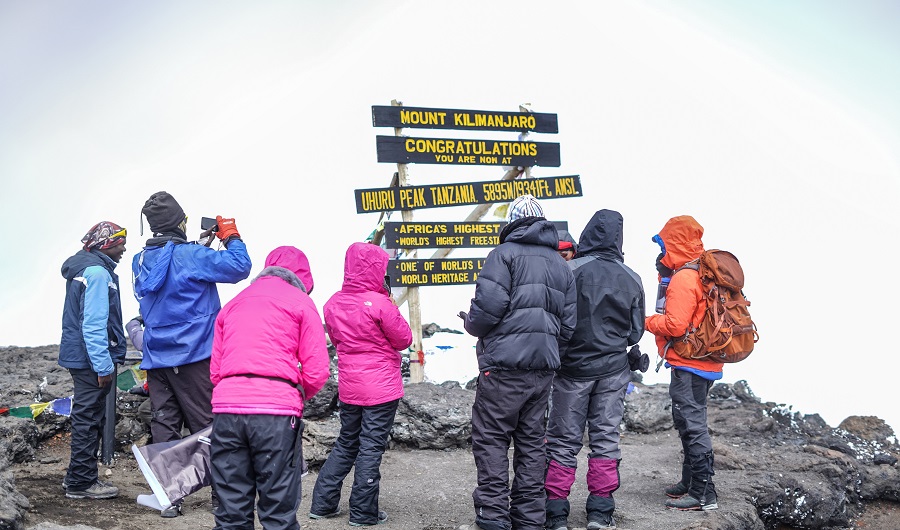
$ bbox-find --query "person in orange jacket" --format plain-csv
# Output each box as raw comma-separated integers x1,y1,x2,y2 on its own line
644,215,721,511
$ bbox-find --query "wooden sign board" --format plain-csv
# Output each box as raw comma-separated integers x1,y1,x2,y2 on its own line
375,135,560,167
355,175,581,213
372,105,559,133
384,221,569,249
387,258,485,287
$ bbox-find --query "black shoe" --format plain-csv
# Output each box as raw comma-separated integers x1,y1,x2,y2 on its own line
309,508,342,519
349,510,388,526
160,502,183,518
586,511,616,529
664,481,689,498
665,494,718,511
545,515,568,530
65,481,119,500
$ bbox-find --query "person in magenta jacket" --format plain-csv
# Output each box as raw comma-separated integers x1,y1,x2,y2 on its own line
209,246,330,530
309,242,413,527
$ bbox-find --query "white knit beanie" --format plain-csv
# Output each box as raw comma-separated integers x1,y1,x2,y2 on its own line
507,194,544,221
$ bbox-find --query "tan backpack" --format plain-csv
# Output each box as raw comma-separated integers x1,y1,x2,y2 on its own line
671,250,758,363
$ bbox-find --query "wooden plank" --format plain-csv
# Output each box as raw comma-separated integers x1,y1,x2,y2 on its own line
372,105,559,133
383,221,569,249
355,175,581,213
387,258,485,287
376,135,560,167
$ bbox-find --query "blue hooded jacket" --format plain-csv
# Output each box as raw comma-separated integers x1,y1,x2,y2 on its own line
132,239,251,369
60,249,126,375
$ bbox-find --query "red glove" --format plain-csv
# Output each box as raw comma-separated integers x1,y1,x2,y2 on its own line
215,216,241,242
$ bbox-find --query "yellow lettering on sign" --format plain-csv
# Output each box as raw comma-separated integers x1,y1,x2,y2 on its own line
399,110,446,126
399,261,418,272
399,188,427,209
360,190,396,212
441,260,474,271
399,274,429,285
468,235,497,246
434,236,463,247
398,236,430,247
554,177,576,196
399,224,448,234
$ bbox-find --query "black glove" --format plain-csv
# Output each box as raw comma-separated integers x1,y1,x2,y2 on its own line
627,344,650,373
457,311,468,321
656,253,674,278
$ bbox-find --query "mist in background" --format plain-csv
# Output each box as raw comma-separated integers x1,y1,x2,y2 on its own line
2,1,898,432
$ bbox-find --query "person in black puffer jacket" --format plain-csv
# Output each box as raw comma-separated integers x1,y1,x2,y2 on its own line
462,194,576,530
543,209,645,530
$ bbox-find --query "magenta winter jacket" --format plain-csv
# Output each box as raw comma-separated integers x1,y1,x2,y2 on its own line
211,246,331,416
325,243,412,406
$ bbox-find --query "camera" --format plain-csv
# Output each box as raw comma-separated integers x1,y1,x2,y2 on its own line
200,217,218,231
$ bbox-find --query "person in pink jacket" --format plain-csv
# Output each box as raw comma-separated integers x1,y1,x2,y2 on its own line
210,246,330,530
309,242,412,527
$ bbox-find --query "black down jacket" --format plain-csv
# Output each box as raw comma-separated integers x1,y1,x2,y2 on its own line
464,217,577,372
559,209,645,381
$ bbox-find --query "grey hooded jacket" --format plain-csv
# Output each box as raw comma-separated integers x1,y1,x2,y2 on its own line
559,209,645,381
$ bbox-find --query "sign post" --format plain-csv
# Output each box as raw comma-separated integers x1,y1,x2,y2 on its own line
392,100,426,384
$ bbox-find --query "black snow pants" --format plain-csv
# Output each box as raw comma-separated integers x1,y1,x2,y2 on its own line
210,413,303,530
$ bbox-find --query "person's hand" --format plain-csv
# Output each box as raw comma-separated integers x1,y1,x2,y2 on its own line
97,374,114,387
457,311,468,321
215,216,241,243
198,226,216,247
656,253,674,278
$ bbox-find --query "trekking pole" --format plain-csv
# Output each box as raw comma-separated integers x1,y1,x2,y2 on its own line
101,363,119,465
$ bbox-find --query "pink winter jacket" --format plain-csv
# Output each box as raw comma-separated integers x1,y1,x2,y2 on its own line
211,246,331,416
324,243,413,406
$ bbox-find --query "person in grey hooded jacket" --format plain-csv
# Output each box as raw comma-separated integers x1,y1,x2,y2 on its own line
544,209,645,530
462,194,577,530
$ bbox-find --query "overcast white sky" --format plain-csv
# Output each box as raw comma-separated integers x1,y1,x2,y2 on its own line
2,1,899,432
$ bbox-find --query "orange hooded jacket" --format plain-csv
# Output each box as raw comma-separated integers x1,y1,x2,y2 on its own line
645,216,723,375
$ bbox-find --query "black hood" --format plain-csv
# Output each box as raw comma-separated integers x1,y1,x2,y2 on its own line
577,209,624,260
499,217,559,249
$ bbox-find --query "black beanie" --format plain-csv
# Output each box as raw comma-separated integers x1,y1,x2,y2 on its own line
142,191,185,233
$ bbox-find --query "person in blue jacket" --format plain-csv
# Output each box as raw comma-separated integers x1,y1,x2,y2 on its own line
59,221,128,500
132,191,251,516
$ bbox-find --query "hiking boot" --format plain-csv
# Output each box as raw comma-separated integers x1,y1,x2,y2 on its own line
664,481,689,498
586,511,616,529
665,494,718,511
65,481,119,500
160,502,183,518
349,510,388,526
545,515,569,530
309,508,342,519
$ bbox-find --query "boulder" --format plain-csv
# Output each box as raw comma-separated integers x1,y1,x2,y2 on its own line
623,383,672,434
391,383,473,449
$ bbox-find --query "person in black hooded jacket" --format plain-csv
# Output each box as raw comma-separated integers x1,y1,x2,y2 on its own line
543,209,645,530
462,194,577,530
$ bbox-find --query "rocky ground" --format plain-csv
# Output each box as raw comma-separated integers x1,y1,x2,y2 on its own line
2,344,899,530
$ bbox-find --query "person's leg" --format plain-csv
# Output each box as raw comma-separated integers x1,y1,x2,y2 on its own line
347,400,399,525
509,371,554,530
210,414,255,529
544,376,591,526
584,368,630,526
471,371,518,530
167,358,214,434
251,415,303,530
310,401,363,516
667,370,692,497
667,369,717,510
148,367,185,443
66,368,111,491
